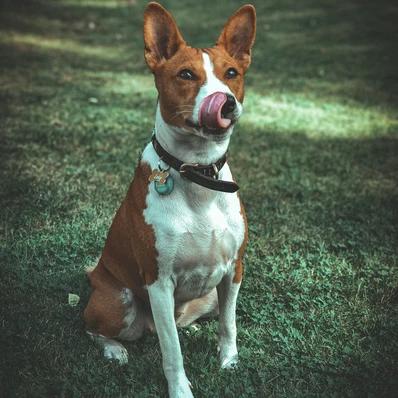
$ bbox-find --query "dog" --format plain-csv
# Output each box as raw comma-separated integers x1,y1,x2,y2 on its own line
83,2,255,397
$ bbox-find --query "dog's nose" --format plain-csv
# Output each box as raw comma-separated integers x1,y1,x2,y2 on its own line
221,93,236,115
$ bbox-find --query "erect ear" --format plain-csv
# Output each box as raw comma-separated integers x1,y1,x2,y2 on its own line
216,4,256,71
143,2,186,71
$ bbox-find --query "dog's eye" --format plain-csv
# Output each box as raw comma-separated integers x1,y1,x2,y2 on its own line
225,67,238,79
178,69,196,80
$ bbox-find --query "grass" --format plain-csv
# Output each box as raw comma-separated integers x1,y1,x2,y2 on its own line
1,0,397,396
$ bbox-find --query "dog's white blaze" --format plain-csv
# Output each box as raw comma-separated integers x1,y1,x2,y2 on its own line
192,53,243,125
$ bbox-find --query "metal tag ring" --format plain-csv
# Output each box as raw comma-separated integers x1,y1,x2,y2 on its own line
158,158,171,172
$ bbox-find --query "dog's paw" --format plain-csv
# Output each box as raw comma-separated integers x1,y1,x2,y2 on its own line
220,353,239,369
103,343,129,365
168,373,193,398
219,341,238,369
169,384,194,398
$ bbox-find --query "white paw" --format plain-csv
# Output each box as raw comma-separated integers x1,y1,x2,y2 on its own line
219,341,238,369
221,353,239,369
104,344,129,365
168,384,193,398
168,374,193,398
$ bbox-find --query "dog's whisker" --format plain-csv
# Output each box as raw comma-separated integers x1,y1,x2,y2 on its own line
170,110,193,121
174,110,192,115
175,106,194,111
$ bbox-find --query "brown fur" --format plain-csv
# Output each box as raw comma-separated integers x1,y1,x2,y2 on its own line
84,162,157,334
233,196,248,283
155,47,206,127
143,3,256,128
144,3,205,128
175,289,219,327
84,266,126,336
216,5,256,71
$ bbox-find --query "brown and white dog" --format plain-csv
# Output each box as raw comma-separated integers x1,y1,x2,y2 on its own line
84,2,255,397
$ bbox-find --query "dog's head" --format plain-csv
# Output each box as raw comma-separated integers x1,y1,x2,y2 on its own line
143,2,256,140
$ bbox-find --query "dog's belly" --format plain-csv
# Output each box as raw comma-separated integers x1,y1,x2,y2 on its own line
145,196,244,302
172,228,236,303
174,265,228,302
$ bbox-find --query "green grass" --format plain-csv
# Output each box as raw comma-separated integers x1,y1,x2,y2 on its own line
1,0,398,396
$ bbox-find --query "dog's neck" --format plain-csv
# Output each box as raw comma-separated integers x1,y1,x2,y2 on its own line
154,104,233,165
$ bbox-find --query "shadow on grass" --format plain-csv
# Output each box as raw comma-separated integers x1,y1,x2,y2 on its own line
1,0,398,396
1,0,397,105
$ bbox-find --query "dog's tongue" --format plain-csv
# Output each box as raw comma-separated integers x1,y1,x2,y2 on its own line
199,92,232,130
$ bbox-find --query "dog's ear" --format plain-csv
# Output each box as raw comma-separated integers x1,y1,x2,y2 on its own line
216,4,256,71
143,2,186,71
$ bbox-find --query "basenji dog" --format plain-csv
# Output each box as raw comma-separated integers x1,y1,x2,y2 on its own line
84,2,255,397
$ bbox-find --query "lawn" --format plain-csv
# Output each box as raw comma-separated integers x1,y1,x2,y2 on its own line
1,0,398,397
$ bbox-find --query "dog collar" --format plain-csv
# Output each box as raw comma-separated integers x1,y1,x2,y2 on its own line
151,134,239,193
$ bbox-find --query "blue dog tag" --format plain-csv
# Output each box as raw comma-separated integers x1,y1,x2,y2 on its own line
154,175,174,195
149,168,174,195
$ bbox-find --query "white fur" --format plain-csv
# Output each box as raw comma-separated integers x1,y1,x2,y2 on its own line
147,279,193,398
192,53,243,127
217,277,241,368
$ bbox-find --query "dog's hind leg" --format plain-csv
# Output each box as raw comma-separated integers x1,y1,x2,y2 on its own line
84,266,146,364
117,288,148,341
87,332,129,364
175,288,219,327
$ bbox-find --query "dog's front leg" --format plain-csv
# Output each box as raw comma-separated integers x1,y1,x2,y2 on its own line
217,273,241,369
148,279,193,398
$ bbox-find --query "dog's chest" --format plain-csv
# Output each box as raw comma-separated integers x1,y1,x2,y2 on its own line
170,204,240,302
142,148,245,302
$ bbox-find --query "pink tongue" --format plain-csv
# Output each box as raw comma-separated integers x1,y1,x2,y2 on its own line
199,92,232,129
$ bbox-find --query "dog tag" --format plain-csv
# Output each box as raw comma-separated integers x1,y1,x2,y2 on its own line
154,176,174,195
149,169,174,195
149,169,169,184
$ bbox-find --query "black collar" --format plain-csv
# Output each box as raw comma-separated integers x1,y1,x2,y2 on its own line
151,134,239,193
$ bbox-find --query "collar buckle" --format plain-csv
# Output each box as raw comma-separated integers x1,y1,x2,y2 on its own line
212,163,219,179
179,162,199,175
